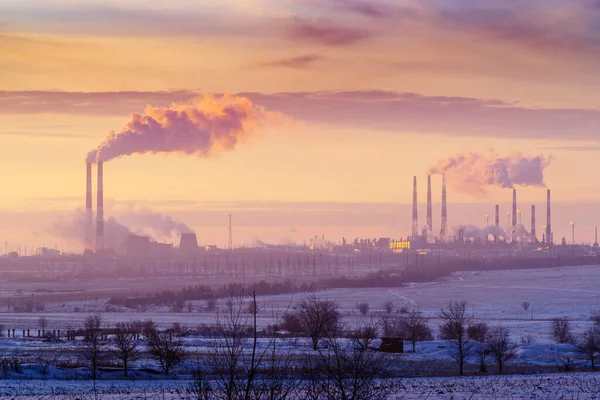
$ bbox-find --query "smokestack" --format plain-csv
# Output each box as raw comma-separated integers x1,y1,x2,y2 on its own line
412,176,418,239
85,162,93,252
546,189,552,244
426,175,432,234
495,205,500,227
531,205,536,242
512,189,517,242
96,161,104,252
440,174,447,239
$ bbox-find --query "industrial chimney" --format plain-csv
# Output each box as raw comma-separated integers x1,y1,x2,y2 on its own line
546,189,552,245
495,205,500,227
512,189,517,242
96,161,104,252
440,174,447,239
412,176,418,240
426,175,433,235
85,162,93,252
531,205,536,242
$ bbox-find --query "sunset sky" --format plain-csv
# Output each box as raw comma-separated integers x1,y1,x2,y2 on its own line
2,0,600,250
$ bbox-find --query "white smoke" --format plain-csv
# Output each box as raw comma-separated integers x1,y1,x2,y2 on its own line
452,223,536,243
112,206,193,241
47,209,134,254
86,94,286,163
428,151,551,196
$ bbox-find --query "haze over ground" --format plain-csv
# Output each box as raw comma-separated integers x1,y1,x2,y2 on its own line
2,0,600,249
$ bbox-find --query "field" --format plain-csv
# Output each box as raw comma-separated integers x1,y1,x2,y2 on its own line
1,263,600,397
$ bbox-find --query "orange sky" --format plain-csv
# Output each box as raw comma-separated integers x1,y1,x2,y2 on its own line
2,0,600,249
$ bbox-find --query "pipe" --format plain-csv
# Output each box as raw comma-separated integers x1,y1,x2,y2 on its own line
426,175,432,235
96,161,104,252
412,176,418,239
512,189,517,242
546,189,552,245
531,205,536,242
440,174,447,239
85,162,93,252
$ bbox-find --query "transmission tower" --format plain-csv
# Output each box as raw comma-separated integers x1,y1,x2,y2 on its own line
228,214,233,251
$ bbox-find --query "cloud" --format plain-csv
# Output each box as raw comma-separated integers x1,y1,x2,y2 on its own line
2,90,600,141
0,131,87,138
258,54,323,69
331,0,390,18
288,18,372,45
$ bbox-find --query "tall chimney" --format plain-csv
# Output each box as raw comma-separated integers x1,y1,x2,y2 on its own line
440,174,447,239
412,176,418,239
511,189,517,242
96,161,104,252
495,205,500,227
531,204,536,242
426,175,433,235
546,189,552,245
85,162,93,252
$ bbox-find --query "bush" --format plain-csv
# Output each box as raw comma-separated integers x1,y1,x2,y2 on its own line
357,302,370,316
467,323,489,342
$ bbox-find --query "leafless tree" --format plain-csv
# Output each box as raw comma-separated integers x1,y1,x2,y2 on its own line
194,291,297,400
141,318,157,339
383,301,394,314
296,295,340,350
113,322,140,377
552,317,573,344
357,302,370,316
147,329,186,375
302,321,398,400
80,313,108,380
575,327,600,370
402,311,432,352
467,323,489,342
486,327,517,374
468,322,490,373
207,298,218,312
37,317,48,333
439,300,473,376
521,301,530,311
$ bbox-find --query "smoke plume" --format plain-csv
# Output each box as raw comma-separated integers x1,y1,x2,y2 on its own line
112,206,193,240
47,209,134,254
428,151,551,196
86,94,283,163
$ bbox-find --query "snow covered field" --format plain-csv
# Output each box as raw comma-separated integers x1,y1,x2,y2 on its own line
1,373,600,399
1,264,600,397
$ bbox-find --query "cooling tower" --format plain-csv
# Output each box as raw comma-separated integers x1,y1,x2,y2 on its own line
85,162,93,252
96,161,104,252
440,174,447,239
412,176,418,239
179,232,199,253
426,175,432,234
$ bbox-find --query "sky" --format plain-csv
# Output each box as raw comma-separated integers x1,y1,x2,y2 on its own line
2,0,600,250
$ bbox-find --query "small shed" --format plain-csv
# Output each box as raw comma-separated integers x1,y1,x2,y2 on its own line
379,337,404,353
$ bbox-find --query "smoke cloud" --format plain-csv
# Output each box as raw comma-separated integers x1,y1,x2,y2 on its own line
47,209,134,254
86,94,283,163
112,206,193,240
428,151,551,196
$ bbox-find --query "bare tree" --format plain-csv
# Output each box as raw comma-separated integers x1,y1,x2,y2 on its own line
402,311,432,352
113,322,140,377
439,300,473,376
147,329,186,375
302,321,398,400
80,313,108,380
195,291,297,400
467,323,489,342
383,301,394,314
357,302,370,316
37,317,48,335
206,298,217,312
575,327,600,370
521,301,530,311
552,317,573,344
486,327,517,374
296,295,340,350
